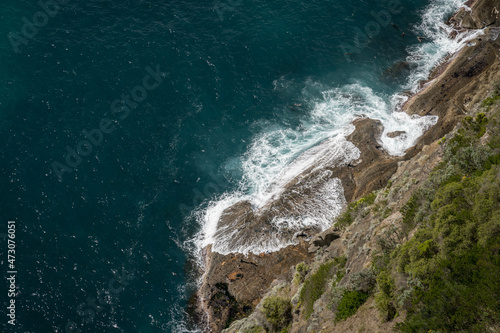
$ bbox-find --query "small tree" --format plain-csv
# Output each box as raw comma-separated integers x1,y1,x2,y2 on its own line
262,296,292,332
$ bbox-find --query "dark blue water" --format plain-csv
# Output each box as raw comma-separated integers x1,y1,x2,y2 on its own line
0,0,460,331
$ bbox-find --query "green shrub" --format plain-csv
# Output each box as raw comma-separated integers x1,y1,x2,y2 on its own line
371,100,500,331
335,210,353,229
374,271,396,321
347,269,376,293
377,163,500,330
262,296,292,332
334,269,345,285
401,194,418,227
352,192,377,209
296,262,309,273
293,262,309,285
464,112,489,137
299,262,334,318
335,290,370,322
397,241,500,332
333,255,347,269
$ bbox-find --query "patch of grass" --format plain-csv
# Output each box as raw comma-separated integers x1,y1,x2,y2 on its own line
335,290,370,322
262,296,292,332
299,262,335,318
335,192,377,228
481,84,500,110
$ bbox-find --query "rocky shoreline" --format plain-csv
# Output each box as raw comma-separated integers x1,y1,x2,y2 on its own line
195,0,500,331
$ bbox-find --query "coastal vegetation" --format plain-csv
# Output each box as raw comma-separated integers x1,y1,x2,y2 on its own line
372,104,500,331
251,99,500,332
261,296,292,332
318,96,500,330
335,290,370,322
293,262,309,285
481,83,500,110
209,36,500,329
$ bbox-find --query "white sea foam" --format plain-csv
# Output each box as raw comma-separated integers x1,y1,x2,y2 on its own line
196,191,245,252
403,0,484,93
195,0,482,256
196,83,438,255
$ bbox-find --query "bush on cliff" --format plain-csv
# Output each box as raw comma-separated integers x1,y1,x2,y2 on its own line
395,166,500,332
243,326,265,333
335,290,370,322
261,296,292,332
293,262,309,285
374,270,397,321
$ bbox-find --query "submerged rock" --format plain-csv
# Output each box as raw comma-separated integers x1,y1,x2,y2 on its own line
383,61,412,79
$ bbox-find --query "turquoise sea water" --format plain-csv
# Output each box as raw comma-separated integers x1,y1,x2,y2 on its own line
0,0,473,332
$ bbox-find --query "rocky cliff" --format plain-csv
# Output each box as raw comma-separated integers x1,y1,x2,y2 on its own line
196,0,500,331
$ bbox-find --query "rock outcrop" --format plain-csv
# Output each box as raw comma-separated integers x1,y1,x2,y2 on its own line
197,116,402,332
403,25,500,159
452,0,500,29
198,242,313,332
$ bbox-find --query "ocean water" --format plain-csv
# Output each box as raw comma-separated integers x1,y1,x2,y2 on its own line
0,0,481,332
